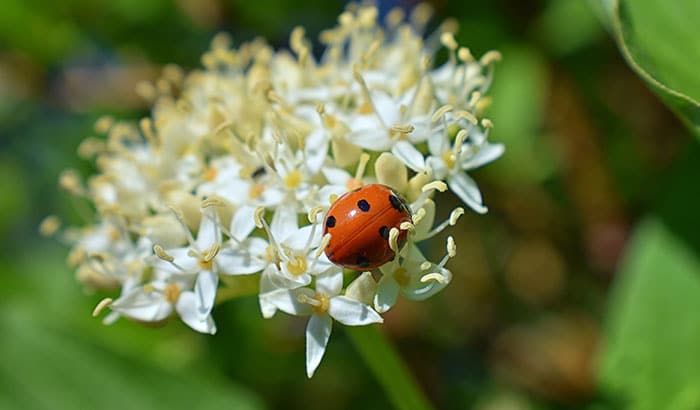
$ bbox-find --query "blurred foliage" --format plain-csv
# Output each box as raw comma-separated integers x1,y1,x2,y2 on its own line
602,0,700,137
1,0,699,409
600,219,700,410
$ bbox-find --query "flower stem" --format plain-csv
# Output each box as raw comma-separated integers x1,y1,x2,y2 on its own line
346,325,434,410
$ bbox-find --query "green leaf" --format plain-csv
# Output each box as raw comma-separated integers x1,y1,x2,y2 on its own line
0,306,265,410
346,325,434,410
603,0,700,137
486,46,555,184
599,219,700,409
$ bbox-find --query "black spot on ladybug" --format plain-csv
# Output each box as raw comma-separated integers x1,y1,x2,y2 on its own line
379,226,389,240
357,199,370,212
326,215,336,228
356,255,370,268
389,194,403,211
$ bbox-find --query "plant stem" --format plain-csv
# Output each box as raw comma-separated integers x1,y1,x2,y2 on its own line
346,325,434,410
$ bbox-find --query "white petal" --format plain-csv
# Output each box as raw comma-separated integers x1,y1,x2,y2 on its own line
345,271,378,306
194,270,218,315
348,129,392,151
412,198,436,241
305,129,329,174
374,275,400,314
391,140,426,173
462,143,505,170
230,205,257,241
427,131,449,158
216,239,268,275
176,291,217,334
110,289,172,322
306,314,332,378
195,208,219,251
265,287,315,316
284,224,320,251
328,296,383,326
321,166,351,186
316,270,343,296
448,172,487,214
371,91,400,125
155,247,199,275
271,205,299,242
426,156,448,180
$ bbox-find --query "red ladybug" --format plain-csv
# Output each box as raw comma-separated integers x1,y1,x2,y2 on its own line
323,184,412,270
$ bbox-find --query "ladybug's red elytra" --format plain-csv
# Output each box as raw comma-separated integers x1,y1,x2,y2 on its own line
323,184,412,270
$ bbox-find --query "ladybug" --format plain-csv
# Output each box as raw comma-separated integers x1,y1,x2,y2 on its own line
323,184,412,270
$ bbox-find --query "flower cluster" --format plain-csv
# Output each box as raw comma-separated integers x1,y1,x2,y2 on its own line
50,4,503,377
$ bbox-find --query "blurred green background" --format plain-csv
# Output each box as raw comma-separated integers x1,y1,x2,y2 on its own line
2,0,699,409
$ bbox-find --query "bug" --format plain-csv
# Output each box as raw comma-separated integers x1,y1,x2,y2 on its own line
323,184,412,270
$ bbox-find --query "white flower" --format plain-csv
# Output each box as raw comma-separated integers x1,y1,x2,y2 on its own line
392,117,504,213
266,270,384,377
255,206,340,318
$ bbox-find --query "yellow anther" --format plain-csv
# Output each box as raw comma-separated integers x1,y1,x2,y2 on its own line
458,47,474,62
480,50,502,65
201,196,224,208
468,91,482,108
385,7,404,27
388,227,400,253
139,118,156,144
154,245,174,262
390,124,415,134
431,104,454,123
59,169,84,195
420,261,432,271
422,181,448,193
482,118,494,129
254,207,265,229
316,233,332,257
449,208,465,225
454,110,478,125
94,116,114,134
355,152,370,182
308,206,324,223
39,215,61,237
203,243,220,262
399,221,415,232
412,207,426,225
420,273,448,284
440,32,458,50
92,298,113,317
447,236,456,258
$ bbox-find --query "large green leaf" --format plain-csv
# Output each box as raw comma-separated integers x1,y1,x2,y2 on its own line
603,0,700,137
600,219,700,409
